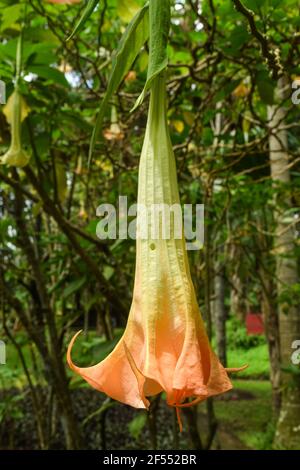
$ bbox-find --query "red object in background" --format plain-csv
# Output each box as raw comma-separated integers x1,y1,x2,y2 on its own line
246,313,264,335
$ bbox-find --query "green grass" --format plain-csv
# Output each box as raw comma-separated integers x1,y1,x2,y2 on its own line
214,379,274,449
227,344,270,379
0,334,31,389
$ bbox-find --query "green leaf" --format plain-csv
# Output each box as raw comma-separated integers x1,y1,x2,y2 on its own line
257,81,274,105
256,71,275,105
0,38,17,60
70,330,124,365
215,78,241,101
93,330,123,361
26,43,57,66
62,277,87,299
67,0,100,41
117,0,140,23
88,3,149,165
103,265,114,280
128,413,147,439
132,0,170,111
0,4,22,32
27,65,69,87
281,365,300,376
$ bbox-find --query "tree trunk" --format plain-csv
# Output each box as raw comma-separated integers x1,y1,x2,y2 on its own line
256,215,281,414
229,244,247,322
268,77,300,449
213,260,227,367
260,273,281,413
203,190,218,446
12,177,82,450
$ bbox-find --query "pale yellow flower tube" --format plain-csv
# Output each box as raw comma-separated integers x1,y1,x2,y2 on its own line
0,90,30,168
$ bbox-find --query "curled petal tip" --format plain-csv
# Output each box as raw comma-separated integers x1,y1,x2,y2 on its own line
67,329,83,370
169,395,204,409
176,407,183,433
225,364,248,373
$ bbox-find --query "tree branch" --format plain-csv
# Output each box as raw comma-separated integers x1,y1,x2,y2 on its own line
231,0,283,79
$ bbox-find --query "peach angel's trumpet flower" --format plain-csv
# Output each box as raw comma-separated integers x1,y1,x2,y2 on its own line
67,73,247,430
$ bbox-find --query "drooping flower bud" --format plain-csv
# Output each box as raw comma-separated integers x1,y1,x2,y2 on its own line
0,90,30,168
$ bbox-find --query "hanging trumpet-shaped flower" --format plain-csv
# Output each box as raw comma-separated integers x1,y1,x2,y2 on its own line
103,105,125,141
68,74,246,428
0,90,30,168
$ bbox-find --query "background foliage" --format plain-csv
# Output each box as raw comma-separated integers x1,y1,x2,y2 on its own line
0,0,299,450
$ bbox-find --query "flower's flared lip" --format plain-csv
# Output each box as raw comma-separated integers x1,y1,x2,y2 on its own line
67,330,248,408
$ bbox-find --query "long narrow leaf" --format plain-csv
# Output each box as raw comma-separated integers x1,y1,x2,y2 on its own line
131,0,170,111
67,0,100,41
88,3,149,166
